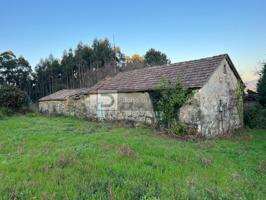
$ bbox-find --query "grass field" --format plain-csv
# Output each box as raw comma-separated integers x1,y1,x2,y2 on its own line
0,115,265,199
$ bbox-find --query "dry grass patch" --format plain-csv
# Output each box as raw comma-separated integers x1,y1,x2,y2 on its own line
258,160,266,174
56,152,79,168
117,144,135,157
197,153,213,167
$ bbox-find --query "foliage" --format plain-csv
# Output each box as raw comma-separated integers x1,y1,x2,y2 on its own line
0,85,29,111
152,79,192,134
236,80,244,125
244,104,266,129
144,48,170,66
31,38,126,101
1,39,171,103
0,111,3,120
92,38,117,68
0,51,32,96
0,115,265,199
257,63,266,107
169,122,188,135
0,107,14,119
127,54,144,63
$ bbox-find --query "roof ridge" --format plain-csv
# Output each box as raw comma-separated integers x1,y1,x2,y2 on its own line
171,54,228,65
117,54,228,75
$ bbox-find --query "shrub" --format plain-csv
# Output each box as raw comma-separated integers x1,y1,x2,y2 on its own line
0,107,14,120
257,63,266,107
0,85,29,112
0,109,4,120
150,79,192,135
170,122,188,135
244,104,266,129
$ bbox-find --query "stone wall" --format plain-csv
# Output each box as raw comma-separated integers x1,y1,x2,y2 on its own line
179,58,242,136
39,97,87,118
83,92,155,124
39,92,155,124
39,100,67,115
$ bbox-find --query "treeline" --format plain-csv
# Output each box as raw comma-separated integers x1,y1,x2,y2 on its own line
244,62,266,128
0,38,170,102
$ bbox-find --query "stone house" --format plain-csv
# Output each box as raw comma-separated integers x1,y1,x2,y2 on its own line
38,88,88,117
39,54,244,136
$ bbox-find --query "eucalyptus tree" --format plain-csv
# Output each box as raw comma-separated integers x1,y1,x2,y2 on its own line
74,42,93,87
92,38,116,69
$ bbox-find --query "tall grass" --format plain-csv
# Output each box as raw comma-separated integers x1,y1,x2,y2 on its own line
0,115,265,199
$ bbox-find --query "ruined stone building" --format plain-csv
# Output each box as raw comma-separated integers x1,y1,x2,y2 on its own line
39,54,244,136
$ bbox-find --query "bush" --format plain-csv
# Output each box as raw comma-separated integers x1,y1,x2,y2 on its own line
0,85,30,112
0,107,14,120
151,79,192,135
0,109,4,120
244,104,266,129
170,123,188,135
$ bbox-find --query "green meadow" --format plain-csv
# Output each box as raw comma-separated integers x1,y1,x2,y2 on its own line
0,115,265,199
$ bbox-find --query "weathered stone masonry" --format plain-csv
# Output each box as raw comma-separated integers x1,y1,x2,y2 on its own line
179,59,242,136
39,92,155,124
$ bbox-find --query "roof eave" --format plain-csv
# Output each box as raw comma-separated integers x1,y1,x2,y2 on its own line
39,98,67,102
88,86,201,94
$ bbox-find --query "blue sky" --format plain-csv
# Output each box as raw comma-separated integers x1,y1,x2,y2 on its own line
1,0,265,81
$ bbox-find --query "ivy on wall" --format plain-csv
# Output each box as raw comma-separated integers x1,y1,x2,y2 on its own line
149,79,192,135
236,80,244,126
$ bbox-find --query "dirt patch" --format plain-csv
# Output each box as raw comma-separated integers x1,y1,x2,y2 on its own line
258,160,266,173
117,144,135,157
0,143,5,150
239,134,254,142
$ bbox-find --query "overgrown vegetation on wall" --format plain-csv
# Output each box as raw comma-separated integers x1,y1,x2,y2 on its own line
150,79,192,135
236,81,244,126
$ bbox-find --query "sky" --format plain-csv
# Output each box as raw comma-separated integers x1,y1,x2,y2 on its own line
1,0,265,82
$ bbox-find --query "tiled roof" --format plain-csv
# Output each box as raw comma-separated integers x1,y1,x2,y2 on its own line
39,54,243,100
90,54,241,93
39,88,88,101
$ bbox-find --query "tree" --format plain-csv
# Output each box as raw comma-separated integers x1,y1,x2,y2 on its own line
144,48,170,67
130,54,144,63
92,38,116,69
257,63,266,107
74,42,93,87
0,51,32,94
0,51,18,85
61,49,76,89
34,54,65,98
